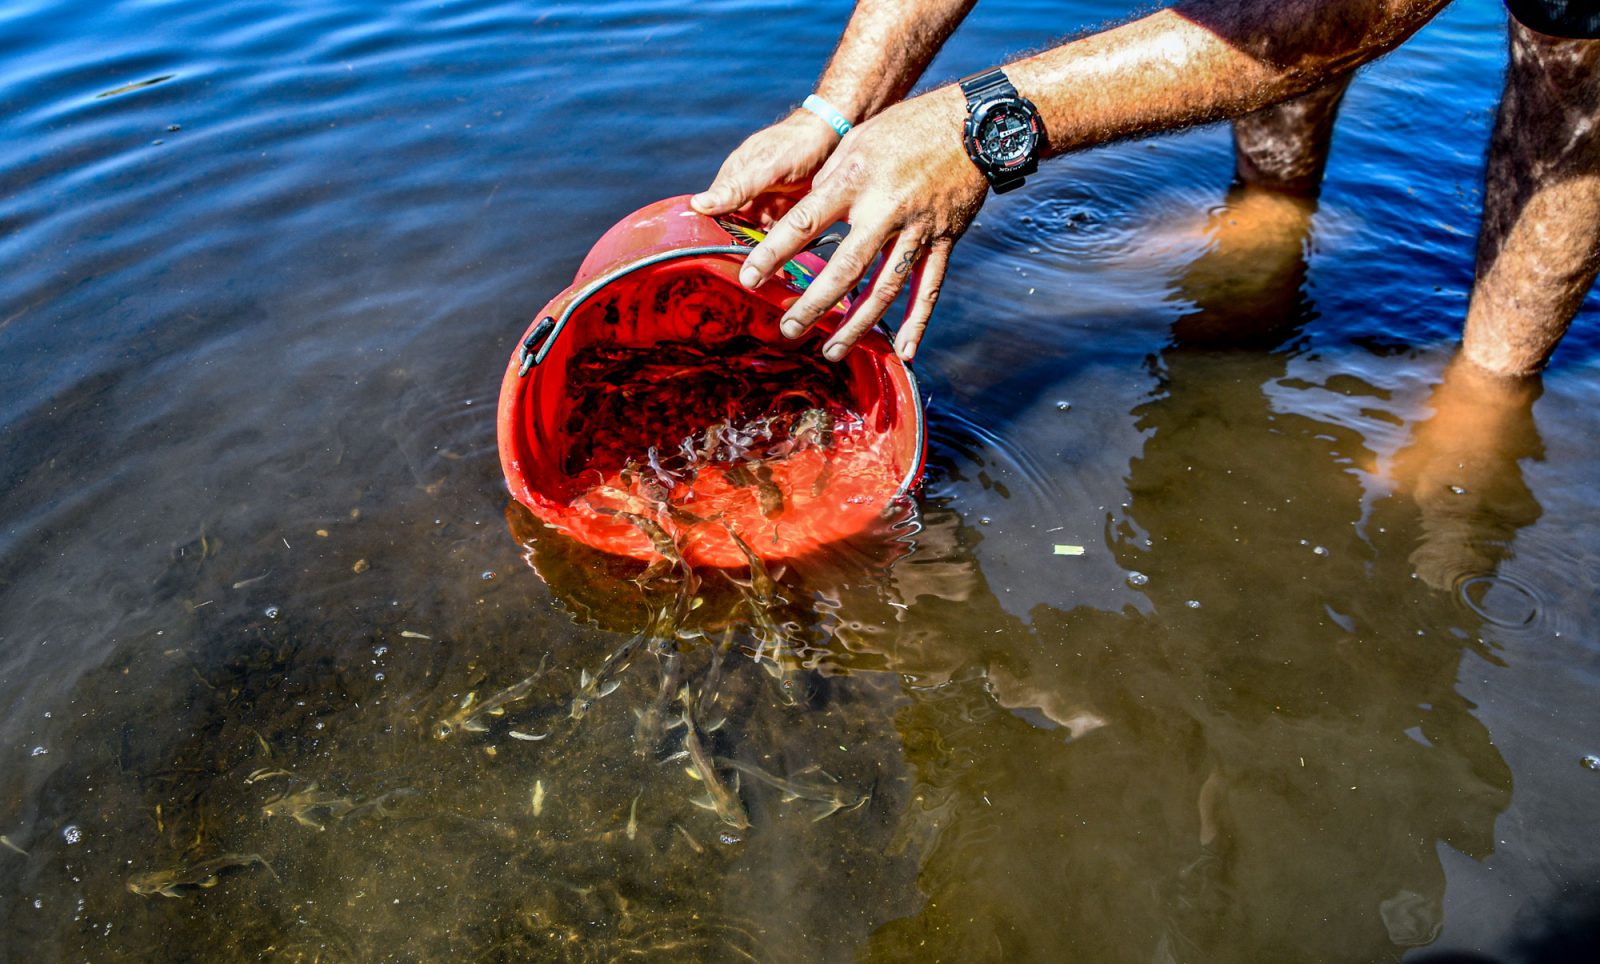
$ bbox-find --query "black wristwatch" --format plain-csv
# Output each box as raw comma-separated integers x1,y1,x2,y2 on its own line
959,68,1042,195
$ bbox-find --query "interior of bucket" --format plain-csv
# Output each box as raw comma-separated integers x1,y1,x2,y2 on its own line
510,257,921,567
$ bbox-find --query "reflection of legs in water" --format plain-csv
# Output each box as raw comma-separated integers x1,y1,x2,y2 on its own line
1388,352,1544,589
1463,21,1600,375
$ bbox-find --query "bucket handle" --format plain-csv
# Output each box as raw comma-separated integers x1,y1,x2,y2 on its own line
518,245,753,377
516,234,852,377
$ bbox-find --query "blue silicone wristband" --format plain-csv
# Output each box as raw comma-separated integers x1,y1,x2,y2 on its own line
802,94,853,137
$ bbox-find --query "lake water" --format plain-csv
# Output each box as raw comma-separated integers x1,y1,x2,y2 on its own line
3,0,1599,960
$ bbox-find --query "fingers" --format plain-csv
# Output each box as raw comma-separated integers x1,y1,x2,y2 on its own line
893,241,951,361
822,233,927,361
691,153,758,216
738,189,849,289
772,224,886,346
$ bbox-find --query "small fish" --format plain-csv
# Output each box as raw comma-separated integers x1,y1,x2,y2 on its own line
399,630,431,639
674,823,704,854
626,792,642,841
344,788,421,823
723,528,783,608
434,654,549,739
571,610,664,719
243,767,295,785
260,785,355,830
231,573,270,590
620,512,694,575
697,628,738,716
751,463,784,519
508,729,550,742
679,693,748,830
633,647,686,757
718,758,870,821
127,853,275,898
1,834,28,856
531,779,546,817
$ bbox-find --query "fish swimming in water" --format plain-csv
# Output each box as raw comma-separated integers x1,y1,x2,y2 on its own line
678,691,748,830
127,853,276,898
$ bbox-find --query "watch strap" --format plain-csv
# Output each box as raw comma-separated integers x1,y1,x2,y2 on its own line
959,68,1018,104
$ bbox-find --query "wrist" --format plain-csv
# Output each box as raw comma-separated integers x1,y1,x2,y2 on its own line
800,93,855,139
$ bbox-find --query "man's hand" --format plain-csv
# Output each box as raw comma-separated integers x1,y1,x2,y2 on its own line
734,86,987,362
691,111,843,227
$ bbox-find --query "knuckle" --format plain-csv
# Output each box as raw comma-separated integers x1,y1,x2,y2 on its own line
787,204,818,234
829,250,867,279
869,282,899,307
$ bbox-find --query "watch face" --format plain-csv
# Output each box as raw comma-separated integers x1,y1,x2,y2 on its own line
976,101,1037,167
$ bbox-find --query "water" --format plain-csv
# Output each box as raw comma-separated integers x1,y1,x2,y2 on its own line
3,0,1599,960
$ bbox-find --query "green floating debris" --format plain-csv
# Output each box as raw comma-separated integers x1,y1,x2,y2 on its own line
1053,544,1085,556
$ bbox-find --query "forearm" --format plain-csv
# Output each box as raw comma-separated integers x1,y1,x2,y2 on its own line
815,0,978,123
1002,0,1451,157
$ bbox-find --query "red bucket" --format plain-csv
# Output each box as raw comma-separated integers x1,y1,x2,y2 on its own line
496,196,925,568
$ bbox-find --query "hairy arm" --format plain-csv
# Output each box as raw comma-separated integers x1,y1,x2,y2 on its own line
741,0,1453,361
691,0,975,217
813,0,979,123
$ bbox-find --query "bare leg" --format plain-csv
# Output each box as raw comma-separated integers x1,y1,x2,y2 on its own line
1463,20,1600,376
1232,76,1353,196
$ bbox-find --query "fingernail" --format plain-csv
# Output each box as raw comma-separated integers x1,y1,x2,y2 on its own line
690,192,712,211
824,343,847,362
780,319,804,339
739,266,760,288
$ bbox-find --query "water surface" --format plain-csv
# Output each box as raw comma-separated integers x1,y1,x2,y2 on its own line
3,0,1599,960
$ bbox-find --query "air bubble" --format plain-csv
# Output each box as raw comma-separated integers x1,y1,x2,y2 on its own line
265,605,281,620
1055,400,1071,411
1127,571,1149,587
62,826,82,845
1582,754,1600,771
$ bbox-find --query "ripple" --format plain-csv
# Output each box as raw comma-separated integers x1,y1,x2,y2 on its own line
1454,572,1542,629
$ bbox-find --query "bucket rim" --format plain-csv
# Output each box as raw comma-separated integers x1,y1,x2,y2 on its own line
509,242,926,503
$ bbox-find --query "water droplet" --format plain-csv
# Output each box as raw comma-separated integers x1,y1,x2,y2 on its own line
1312,546,1329,556
62,826,82,845
33,899,42,910
1582,754,1600,771
30,746,47,757
1127,571,1149,587
979,517,992,526
166,123,181,132
1185,600,1201,609
1055,400,1072,411
480,570,497,581
374,645,388,657
718,831,742,846
264,605,281,620
374,672,385,682
1448,484,1467,495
